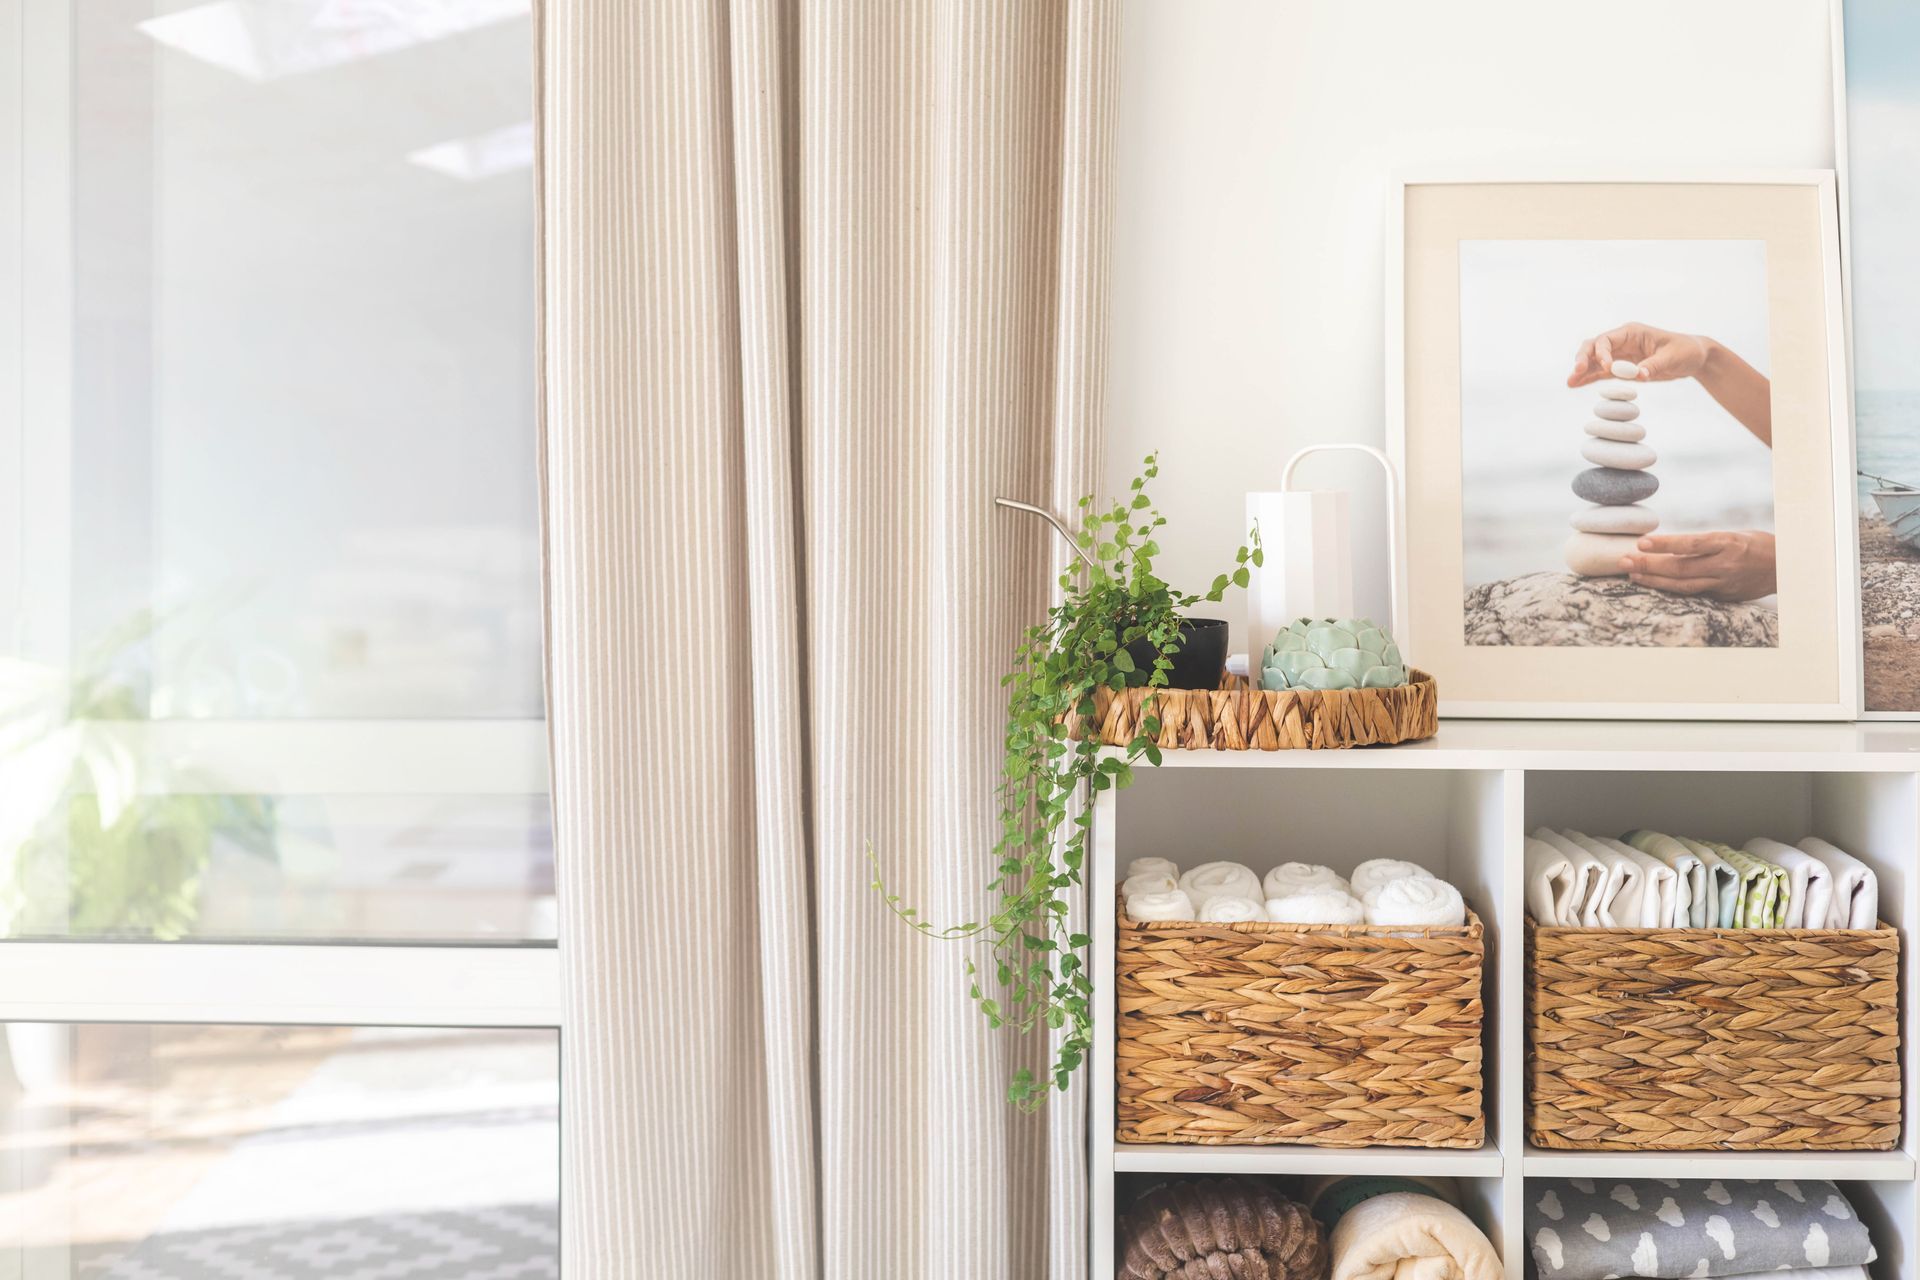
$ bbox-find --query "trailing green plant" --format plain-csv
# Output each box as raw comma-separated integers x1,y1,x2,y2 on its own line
873,454,1260,1109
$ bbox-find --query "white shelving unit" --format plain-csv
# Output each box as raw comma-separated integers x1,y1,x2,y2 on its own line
1089,721,1920,1280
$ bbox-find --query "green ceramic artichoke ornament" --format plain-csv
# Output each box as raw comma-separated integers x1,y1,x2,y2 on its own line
1259,616,1408,692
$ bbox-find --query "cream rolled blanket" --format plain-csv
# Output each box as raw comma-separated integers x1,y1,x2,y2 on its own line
1350,858,1435,899
1127,856,1180,883
1179,861,1262,909
1329,1191,1501,1280
1529,828,1608,925
1523,836,1599,926
1363,878,1465,927
1266,890,1365,925
1624,829,1709,927
1199,895,1266,923
1800,836,1879,927
1745,836,1834,929
1126,889,1194,922
1121,871,1177,900
1264,861,1350,901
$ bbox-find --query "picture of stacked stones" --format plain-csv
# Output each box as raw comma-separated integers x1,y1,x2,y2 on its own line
1564,359,1658,577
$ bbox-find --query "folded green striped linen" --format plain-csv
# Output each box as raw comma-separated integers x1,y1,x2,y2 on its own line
1698,839,1789,927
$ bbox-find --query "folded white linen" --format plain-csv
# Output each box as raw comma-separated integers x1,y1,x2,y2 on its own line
1349,858,1436,900
1120,871,1176,900
1125,889,1194,921
1198,895,1266,923
1601,835,1677,927
1675,835,1741,926
1126,856,1180,882
1745,836,1834,929
1799,836,1879,928
1263,860,1350,901
1524,836,1599,926
1363,877,1465,927
1624,829,1709,927
1556,829,1664,926
1529,828,1609,925
1178,861,1262,908
1265,890,1365,925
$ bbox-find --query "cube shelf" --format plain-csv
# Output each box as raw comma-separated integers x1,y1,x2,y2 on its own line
1089,721,1920,1280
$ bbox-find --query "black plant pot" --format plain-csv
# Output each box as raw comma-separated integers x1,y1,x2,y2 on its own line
1123,616,1229,690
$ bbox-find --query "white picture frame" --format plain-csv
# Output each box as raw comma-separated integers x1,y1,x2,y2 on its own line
1387,170,1859,720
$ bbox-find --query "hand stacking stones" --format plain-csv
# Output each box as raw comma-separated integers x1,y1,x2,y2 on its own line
1565,359,1658,576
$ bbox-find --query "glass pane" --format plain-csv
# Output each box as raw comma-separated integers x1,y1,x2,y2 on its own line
53,0,540,719
0,1024,558,1277
5,794,554,942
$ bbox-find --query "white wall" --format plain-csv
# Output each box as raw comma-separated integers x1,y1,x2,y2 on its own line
1108,0,1838,656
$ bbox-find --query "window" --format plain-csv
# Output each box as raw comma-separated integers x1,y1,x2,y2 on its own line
1,3,556,1274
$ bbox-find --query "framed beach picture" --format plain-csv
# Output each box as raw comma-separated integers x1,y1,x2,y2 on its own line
1388,173,1857,719
1841,0,1920,715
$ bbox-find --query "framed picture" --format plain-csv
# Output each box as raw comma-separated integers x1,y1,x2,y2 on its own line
1838,1,1920,716
1388,172,1857,720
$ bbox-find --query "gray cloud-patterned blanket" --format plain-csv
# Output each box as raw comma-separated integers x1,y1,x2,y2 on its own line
1527,1178,1874,1279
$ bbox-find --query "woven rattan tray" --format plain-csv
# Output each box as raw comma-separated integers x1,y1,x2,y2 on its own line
1081,670,1437,751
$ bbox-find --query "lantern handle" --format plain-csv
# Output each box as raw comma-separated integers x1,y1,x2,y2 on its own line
1280,444,1402,641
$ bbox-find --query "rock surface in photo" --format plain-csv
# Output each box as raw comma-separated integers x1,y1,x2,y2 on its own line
1464,571,1779,648
1861,514,1920,710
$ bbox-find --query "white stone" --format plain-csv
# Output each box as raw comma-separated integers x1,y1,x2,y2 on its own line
1564,531,1639,576
1611,359,1640,379
1581,438,1657,470
1599,383,1638,401
1593,399,1640,422
1584,419,1645,442
1570,504,1657,535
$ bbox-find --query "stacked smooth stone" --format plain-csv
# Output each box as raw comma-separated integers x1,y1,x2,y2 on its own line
1564,358,1658,576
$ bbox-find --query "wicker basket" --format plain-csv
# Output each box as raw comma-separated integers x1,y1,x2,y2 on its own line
1082,670,1437,751
1115,900,1486,1148
1527,920,1902,1151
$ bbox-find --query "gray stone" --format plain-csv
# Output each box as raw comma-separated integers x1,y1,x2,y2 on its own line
1464,571,1779,648
1572,466,1658,505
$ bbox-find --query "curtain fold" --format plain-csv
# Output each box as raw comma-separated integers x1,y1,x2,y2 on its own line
540,2,1118,1275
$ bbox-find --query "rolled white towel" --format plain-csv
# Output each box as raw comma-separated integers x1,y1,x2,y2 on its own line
1363,877,1466,927
1120,871,1177,900
1746,836,1834,929
1524,836,1601,926
1125,889,1195,921
1199,895,1267,923
1265,890,1366,925
1178,861,1262,908
1349,858,1436,900
1798,836,1878,928
1263,861,1350,901
1127,856,1180,882
1529,828,1608,925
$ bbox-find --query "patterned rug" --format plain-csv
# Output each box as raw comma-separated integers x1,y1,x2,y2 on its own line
65,1203,557,1280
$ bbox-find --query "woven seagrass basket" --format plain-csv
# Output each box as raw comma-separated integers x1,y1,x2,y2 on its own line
1115,899,1485,1148
1079,670,1437,751
1527,920,1902,1151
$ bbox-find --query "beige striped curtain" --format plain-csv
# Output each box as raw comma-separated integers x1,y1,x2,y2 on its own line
539,2,1119,1275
